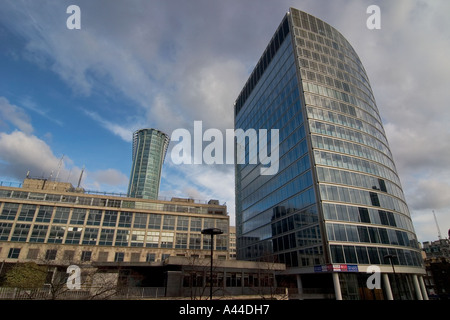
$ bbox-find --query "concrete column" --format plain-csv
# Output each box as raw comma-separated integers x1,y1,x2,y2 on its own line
296,274,303,295
382,273,394,300
332,272,342,300
412,274,423,300
418,275,429,300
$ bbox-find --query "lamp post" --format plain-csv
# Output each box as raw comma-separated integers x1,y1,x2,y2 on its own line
384,254,401,300
201,228,223,300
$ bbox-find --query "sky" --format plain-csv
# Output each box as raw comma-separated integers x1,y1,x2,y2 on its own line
0,0,449,244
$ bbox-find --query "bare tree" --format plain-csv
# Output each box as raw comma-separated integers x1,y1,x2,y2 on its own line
182,250,225,300
6,247,121,300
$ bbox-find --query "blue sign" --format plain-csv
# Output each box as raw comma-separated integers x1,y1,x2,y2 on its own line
347,265,359,272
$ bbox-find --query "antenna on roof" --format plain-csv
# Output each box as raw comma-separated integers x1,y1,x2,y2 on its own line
77,165,85,189
55,155,64,181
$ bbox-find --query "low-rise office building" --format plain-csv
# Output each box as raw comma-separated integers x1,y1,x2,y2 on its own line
0,178,229,268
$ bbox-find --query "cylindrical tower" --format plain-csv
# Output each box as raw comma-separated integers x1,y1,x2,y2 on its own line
127,128,170,200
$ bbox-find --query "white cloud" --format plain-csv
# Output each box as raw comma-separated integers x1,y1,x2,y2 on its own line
0,97,34,134
176,58,249,131
0,130,67,180
82,109,134,142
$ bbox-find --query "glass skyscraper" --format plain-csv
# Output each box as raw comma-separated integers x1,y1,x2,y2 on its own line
128,129,170,200
234,8,427,300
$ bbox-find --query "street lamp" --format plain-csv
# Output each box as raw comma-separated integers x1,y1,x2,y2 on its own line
384,254,402,300
201,228,223,300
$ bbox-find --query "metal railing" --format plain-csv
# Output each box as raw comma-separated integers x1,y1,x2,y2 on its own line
0,286,166,300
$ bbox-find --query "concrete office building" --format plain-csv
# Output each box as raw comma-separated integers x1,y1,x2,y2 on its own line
127,129,170,200
0,178,229,271
234,8,426,300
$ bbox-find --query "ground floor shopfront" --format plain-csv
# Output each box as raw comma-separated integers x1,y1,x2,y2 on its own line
282,264,428,300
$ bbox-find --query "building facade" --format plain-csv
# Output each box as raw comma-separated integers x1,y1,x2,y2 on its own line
0,179,229,268
422,238,450,299
127,128,170,200
234,8,426,300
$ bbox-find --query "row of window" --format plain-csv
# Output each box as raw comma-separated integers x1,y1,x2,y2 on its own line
298,46,375,109
0,189,221,215
183,272,274,288
276,245,325,268
322,202,414,233
239,121,307,193
326,222,418,249
298,44,374,107
271,205,319,234
311,132,395,170
330,244,423,267
0,202,228,232
304,93,385,139
319,184,409,217
241,97,305,171
5,247,173,263
302,79,378,126
236,58,299,139
291,11,373,96
0,223,228,250
273,224,322,252
310,122,397,181
240,141,309,204
241,186,316,232
242,169,313,217
240,187,318,242
314,149,401,188
317,166,406,204
292,18,377,111
235,15,290,115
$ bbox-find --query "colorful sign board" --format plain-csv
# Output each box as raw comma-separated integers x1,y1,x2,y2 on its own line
314,264,359,272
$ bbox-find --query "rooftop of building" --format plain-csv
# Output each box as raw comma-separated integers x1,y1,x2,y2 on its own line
0,178,227,215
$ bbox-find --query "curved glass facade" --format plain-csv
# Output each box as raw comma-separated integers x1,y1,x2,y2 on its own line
234,8,423,272
128,129,170,200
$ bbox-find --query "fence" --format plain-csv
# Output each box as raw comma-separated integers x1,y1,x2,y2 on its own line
0,287,166,300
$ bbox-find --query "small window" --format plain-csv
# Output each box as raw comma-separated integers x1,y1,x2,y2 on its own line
81,251,92,262
26,248,40,260
358,207,370,223
378,179,387,192
45,249,57,261
146,253,156,262
114,252,124,262
8,248,21,259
